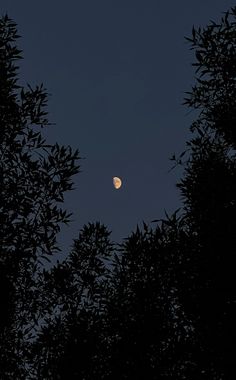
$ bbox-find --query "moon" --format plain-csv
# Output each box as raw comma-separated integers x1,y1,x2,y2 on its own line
113,176,122,189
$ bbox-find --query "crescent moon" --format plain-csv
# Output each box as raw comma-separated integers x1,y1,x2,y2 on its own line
113,176,122,189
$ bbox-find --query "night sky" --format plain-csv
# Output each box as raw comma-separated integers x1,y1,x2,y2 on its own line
1,1,234,254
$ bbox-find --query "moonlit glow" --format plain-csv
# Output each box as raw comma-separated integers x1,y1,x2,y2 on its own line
113,176,122,189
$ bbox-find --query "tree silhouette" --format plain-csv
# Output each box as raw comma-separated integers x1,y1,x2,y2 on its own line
175,7,236,378
33,222,114,379
33,218,198,379
100,219,198,379
0,14,80,378
1,6,236,379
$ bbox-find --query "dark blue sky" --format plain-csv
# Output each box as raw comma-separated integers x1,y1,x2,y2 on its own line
1,1,234,252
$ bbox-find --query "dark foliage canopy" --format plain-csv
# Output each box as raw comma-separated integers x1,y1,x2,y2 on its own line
0,14,80,379
0,7,236,380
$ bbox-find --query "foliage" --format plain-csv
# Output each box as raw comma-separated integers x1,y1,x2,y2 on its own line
176,7,236,378
1,6,236,379
33,222,114,379
0,14,80,378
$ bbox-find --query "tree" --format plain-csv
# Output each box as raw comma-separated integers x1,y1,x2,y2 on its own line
2,6,236,379
175,7,236,378
34,218,197,379
101,219,197,379
33,222,114,379
0,14,80,378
